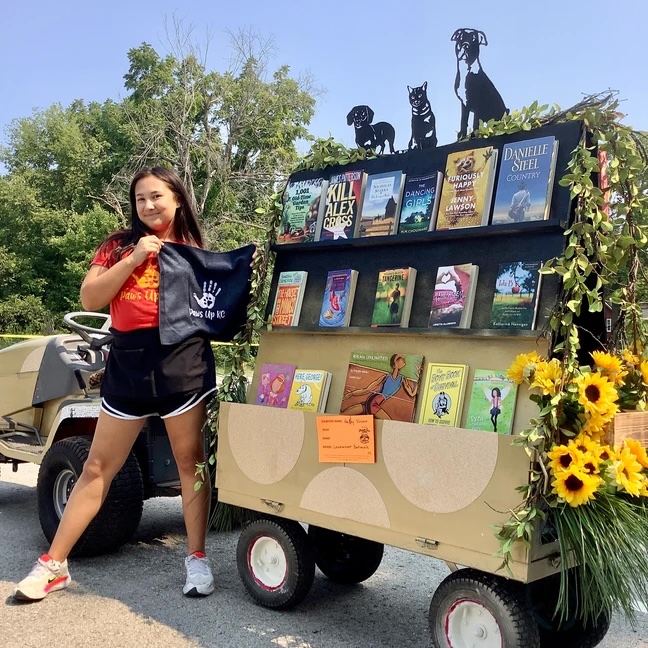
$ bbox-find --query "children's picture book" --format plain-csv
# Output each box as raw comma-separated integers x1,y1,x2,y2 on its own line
371,267,417,327
270,270,308,327
435,146,498,230
417,363,469,427
465,369,518,434
357,170,405,238
255,363,296,409
489,261,543,329
318,169,366,241
341,350,423,423
491,136,559,225
397,172,444,234
287,369,333,413
319,269,359,327
428,263,479,328
277,177,328,244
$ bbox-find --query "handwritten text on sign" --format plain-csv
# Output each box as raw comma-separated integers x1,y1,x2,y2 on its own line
316,415,375,464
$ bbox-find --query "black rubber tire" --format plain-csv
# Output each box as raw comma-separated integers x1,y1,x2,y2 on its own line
308,525,383,584
236,516,315,610
429,568,540,648
37,436,144,557
526,573,611,648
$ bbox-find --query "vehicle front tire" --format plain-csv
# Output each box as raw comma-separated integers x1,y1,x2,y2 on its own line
237,516,315,610
37,436,144,556
308,525,383,584
429,568,540,648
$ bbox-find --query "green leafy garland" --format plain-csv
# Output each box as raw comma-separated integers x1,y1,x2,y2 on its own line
476,92,648,621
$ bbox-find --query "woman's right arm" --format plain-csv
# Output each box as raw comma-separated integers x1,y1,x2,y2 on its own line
80,236,163,311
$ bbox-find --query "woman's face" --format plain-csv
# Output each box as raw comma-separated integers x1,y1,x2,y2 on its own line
394,355,406,370
135,175,180,238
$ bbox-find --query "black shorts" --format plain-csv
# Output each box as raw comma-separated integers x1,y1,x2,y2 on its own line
100,327,216,419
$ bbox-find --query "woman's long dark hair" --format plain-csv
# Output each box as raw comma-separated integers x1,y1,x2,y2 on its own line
102,166,204,260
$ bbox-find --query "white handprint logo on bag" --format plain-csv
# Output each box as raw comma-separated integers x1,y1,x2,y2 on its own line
191,280,225,320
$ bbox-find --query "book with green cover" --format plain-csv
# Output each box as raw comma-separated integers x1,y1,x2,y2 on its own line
371,267,417,327
465,369,518,434
418,362,469,427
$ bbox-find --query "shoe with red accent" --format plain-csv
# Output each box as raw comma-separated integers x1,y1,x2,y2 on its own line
13,554,71,601
183,552,214,597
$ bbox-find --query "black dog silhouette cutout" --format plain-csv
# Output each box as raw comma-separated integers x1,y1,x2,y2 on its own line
407,82,437,150
451,28,507,139
346,105,396,154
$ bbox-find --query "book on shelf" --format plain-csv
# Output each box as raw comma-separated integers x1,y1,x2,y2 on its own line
465,368,518,434
270,270,308,327
428,263,479,328
319,268,359,327
255,363,296,409
341,350,424,423
489,260,543,330
435,145,499,230
317,169,366,241
491,135,559,225
417,362,469,427
287,369,333,413
357,170,405,238
371,267,417,327
277,177,328,244
397,172,444,235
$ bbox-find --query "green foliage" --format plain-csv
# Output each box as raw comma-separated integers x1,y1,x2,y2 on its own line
0,295,52,334
294,136,376,171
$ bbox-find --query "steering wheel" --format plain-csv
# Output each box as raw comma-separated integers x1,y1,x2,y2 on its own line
63,312,113,348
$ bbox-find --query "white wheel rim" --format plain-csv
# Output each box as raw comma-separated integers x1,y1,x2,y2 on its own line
53,469,77,519
248,535,288,591
445,598,502,648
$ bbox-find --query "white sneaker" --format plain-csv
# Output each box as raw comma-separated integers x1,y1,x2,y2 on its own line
13,554,71,601
183,552,214,597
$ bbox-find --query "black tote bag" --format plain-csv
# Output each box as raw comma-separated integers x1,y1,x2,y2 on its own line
158,242,254,345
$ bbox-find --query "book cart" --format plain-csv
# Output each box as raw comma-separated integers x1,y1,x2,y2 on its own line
216,120,611,647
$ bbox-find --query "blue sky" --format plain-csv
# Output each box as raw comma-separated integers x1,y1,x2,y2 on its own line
2,0,647,158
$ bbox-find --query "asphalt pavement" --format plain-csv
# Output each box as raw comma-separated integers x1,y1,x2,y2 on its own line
1,464,647,648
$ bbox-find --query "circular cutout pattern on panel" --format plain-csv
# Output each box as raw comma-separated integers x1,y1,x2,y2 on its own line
228,406,305,484
381,422,498,513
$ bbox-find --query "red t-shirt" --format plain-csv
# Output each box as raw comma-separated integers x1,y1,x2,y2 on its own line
91,239,160,331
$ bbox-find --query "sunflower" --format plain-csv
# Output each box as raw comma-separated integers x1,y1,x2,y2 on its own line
640,477,648,498
574,372,619,420
507,352,543,384
622,349,641,368
624,438,648,469
547,443,585,475
640,360,648,387
597,444,616,463
530,358,562,396
591,350,628,385
552,464,601,506
577,412,610,440
610,447,645,496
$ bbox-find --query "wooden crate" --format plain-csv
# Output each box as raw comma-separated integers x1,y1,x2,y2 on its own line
612,411,648,448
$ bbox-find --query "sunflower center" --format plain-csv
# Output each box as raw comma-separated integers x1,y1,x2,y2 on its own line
559,454,572,468
565,474,584,492
583,462,597,474
585,385,601,402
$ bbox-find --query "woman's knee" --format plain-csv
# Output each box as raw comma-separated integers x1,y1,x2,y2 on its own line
81,454,120,482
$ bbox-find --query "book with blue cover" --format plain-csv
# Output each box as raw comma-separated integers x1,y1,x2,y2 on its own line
319,269,359,327
491,135,559,224
397,172,443,234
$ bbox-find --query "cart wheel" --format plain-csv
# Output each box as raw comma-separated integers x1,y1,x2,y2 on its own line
308,525,383,584
429,568,540,648
236,516,315,610
526,573,610,647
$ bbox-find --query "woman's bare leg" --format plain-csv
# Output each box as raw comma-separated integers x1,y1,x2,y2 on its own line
48,412,144,562
164,401,210,554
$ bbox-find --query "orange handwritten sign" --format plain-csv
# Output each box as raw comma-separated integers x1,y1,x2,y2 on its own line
316,415,375,463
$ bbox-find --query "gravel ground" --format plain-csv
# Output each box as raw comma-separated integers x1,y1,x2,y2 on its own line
1,464,646,648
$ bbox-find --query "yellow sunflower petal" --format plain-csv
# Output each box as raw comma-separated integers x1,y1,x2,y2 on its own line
551,464,601,506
